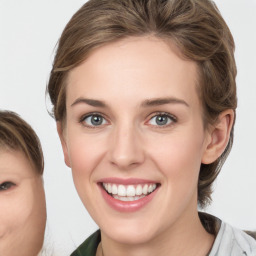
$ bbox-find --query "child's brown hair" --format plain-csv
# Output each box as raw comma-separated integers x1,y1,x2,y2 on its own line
0,110,44,174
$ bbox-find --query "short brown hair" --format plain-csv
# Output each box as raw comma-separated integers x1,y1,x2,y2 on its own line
47,0,237,207
0,110,44,175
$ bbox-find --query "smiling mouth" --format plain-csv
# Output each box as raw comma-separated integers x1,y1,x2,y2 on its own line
101,183,160,202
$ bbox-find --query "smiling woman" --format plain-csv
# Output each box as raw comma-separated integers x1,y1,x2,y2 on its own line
47,0,256,255
0,110,46,256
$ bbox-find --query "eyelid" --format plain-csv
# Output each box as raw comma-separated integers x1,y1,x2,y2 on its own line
0,181,16,191
145,112,177,127
79,112,110,127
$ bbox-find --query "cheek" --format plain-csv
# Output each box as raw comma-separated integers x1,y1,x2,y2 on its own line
0,184,46,255
68,133,106,177
0,191,33,239
148,131,205,193
23,182,47,251
68,134,107,200
142,132,206,227
0,183,46,240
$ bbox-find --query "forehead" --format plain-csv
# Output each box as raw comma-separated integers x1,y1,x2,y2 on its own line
0,149,36,178
66,36,200,108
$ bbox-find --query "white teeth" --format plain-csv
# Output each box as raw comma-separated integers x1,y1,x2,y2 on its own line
103,182,158,198
117,185,126,196
142,184,148,195
112,184,118,195
107,183,112,193
126,185,136,196
113,195,146,201
136,185,142,196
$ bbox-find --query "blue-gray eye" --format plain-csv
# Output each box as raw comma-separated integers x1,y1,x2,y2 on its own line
82,114,107,127
148,114,174,126
0,182,15,191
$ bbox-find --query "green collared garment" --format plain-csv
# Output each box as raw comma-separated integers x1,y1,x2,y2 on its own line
70,230,101,256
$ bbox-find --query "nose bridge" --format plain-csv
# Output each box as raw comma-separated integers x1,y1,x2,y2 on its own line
109,120,144,169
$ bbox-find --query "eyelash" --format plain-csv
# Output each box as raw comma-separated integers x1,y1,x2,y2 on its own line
79,112,109,128
146,112,177,128
79,111,177,129
0,181,16,191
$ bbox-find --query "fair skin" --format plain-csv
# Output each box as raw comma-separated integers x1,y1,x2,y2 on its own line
0,149,46,256
58,37,234,256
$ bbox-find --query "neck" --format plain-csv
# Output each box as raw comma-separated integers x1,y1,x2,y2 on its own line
100,210,214,256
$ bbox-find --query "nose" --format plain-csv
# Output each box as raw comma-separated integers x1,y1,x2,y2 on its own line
108,124,145,170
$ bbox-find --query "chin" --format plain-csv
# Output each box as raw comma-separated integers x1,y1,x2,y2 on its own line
100,218,159,245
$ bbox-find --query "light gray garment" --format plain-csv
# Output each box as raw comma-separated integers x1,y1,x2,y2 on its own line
209,221,256,256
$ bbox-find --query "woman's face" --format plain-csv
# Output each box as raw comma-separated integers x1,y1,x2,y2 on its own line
60,37,212,244
0,149,46,256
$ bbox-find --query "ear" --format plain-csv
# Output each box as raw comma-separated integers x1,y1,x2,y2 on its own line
57,121,71,167
202,109,234,164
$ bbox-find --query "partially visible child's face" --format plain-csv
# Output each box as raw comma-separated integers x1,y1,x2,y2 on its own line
0,149,46,256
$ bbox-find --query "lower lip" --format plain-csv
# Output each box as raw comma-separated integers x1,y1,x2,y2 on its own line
99,184,159,213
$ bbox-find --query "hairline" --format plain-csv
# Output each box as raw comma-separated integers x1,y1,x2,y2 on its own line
56,35,211,130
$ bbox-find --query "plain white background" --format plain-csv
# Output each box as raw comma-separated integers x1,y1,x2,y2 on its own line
0,1,255,255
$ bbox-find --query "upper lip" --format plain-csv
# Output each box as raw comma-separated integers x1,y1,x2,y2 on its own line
97,177,160,185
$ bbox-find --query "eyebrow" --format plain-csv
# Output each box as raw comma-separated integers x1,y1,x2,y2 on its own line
71,98,106,107
71,97,189,108
141,97,189,108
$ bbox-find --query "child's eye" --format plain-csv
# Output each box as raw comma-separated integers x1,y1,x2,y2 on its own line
147,113,176,127
0,182,15,191
81,114,108,127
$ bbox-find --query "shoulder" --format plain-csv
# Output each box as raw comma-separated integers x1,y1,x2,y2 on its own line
70,230,101,256
209,221,256,256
